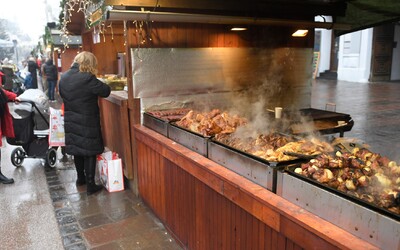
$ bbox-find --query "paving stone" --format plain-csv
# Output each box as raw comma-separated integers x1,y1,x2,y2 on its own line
91,241,123,250
60,223,81,236
57,215,77,225
55,207,75,218
49,185,66,192
63,233,85,247
64,242,87,250
79,213,113,229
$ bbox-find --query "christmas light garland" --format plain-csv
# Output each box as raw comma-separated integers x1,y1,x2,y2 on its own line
60,0,106,52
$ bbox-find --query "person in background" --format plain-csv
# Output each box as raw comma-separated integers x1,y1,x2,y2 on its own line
0,76,20,184
36,56,42,76
27,57,39,89
23,72,32,89
59,51,111,195
42,58,58,101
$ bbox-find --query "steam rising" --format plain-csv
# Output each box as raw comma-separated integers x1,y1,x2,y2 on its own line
224,48,315,139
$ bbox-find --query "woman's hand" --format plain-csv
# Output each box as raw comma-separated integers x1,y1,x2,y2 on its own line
14,97,21,103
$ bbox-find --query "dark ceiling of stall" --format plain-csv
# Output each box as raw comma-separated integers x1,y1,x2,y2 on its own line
106,0,348,19
66,0,400,36
336,0,400,35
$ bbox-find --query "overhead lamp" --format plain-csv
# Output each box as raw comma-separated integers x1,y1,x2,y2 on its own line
231,27,247,31
292,29,308,37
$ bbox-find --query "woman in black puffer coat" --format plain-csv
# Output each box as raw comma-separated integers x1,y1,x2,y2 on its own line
59,51,111,195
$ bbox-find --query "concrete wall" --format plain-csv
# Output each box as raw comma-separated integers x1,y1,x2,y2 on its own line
315,16,333,75
337,28,373,83
391,25,400,80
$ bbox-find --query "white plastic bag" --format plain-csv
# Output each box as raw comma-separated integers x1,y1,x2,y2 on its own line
97,151,124,192
48,107,65,146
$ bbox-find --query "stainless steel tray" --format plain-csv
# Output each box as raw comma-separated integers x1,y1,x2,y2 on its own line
168,123,209,157
208,140,277,191
276,171,400,250
208,139,306,192
142,112,169,136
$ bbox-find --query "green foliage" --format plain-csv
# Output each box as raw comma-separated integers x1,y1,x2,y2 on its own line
59,0,67,27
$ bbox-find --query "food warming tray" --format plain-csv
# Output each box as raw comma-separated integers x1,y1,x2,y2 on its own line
168,123,209,157
208,139,305,192
276,167,400,250
142,112,169,136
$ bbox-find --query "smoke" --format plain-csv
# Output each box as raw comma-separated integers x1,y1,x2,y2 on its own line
224,47,316,139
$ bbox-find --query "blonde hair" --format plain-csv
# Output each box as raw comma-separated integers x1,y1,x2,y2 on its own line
73,51,98,75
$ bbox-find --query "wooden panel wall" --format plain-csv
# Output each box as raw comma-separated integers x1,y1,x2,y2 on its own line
135,126,377,250
59,48,80,73
137,138,305,249
99,96,133,179
82,22,126,75
81,21,313,82
126,22,313,49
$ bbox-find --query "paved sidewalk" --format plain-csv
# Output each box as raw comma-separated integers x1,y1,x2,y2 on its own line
0,78,182,249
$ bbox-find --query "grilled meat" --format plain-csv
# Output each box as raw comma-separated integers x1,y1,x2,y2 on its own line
295,148,400,214
215,132,333,162
176,109,247,137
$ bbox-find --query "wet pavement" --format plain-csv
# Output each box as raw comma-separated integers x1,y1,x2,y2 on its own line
0,76,182,249
0,146,181,249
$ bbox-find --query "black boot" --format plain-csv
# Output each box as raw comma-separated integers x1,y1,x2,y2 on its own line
84,156,103,195
0,168,14,184
74,156,86,186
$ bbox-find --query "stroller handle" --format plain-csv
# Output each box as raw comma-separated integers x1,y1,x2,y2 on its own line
12,100,50,126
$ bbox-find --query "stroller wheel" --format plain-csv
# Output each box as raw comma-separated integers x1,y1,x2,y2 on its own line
11,147,25,167
46,148,57,168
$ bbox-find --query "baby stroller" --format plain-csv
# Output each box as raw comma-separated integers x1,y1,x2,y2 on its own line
6,89,58,168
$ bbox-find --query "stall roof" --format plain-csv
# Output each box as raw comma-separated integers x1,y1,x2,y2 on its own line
105,0,348,19
336,0,400,35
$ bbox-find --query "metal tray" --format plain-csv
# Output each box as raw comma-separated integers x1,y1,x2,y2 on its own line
208,140,278,191
168,123,209,157
208,138,308,192
210,137,306,167
276,167,400,250
142,112,169,136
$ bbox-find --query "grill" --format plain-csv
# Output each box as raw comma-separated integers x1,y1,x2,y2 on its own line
141,108,400,248
142,108,191,137
292,108,354,137
143,112,169,136
277,167,399,250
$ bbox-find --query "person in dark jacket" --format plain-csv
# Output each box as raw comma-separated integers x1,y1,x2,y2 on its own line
59,51,111,195
27,57,39,89
43,59,58,101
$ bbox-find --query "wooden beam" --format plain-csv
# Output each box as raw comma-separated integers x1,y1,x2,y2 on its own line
105,0,347,17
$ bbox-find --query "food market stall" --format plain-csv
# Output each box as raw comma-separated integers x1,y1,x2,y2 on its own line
125,22,386,250
65,0,398,249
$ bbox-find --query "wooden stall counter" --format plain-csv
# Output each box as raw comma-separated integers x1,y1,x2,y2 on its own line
134,125,377,250
99,91,133,180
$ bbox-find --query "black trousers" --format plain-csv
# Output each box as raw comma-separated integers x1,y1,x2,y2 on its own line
74,155,97,182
